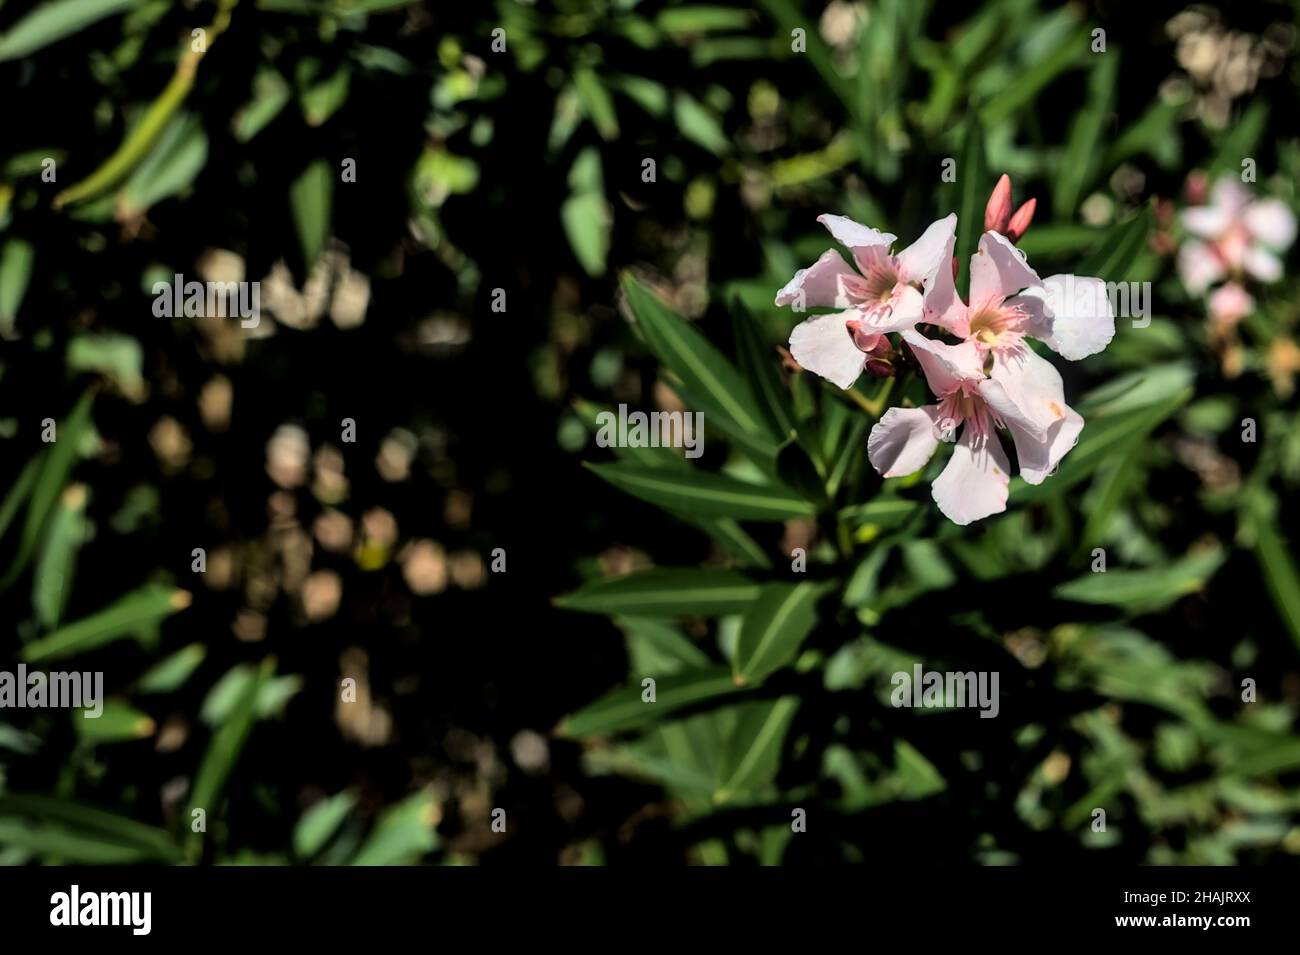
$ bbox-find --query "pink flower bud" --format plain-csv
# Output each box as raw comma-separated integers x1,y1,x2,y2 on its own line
984,174,1013,234
1005,198,1036,243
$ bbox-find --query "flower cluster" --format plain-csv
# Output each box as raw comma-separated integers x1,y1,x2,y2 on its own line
775,176,1115,525
1177,173,1296,353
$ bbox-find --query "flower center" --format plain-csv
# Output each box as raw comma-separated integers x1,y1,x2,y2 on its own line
854,247,903,306
967,300,1027,347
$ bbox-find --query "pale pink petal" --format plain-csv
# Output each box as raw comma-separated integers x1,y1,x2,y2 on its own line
1207,282,1254,323
987,344,1069,437
862,284,925,334
931,413,1010,525
775,249,859,309
896,214,957,289
816,214,896,252
921,253,968,336
902,329,984,397
1176,240,1224,296
789,311,865,389
1014,274,1115,361
1210,176,1251,217
867,406,942,478
1180,205,1231,239
981,378,1082,483
1243,199,1297,250
1243,245,1283,284
969,231,1040,309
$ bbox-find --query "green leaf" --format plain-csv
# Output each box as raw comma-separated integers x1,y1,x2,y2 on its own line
673,93,728,155
22,583,191,663
1053,546,1225,612
186,658,273,857
733,582,828,685
0,237,34,335
33,482,89,629
1249,510,1300,652
714,696,799,800
1054,51,1119,218
201,664,302,725
1075,205,1153,284
561,148,610,277
2,389,94,587
294,791,356,860
290,159,333,269
350,789,439,865
0,794,180,863
300,64,352,127
0,455,42,545
233,67,292,142
1208,101,1267,179
978,25,1088,126
75,700,155,743
66,332,145,399
0,0,139,63
621,273,778,453
118,112,208,216
655,6,753,34
559,667,744,736
571,399,771,567
732,307,795,441
587,462,815,521
572,67,619,140
954,115,988,277
622,615,713,675
136,643,206,694
556,567,760,617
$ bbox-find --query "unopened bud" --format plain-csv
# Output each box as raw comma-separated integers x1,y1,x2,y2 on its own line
984,174,1013,234
1005,198,1036,243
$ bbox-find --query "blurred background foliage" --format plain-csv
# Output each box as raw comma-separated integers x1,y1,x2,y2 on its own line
0,0,1298,865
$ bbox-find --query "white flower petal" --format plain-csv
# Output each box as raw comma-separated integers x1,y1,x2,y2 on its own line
896,214,957,290
969,231,1040,308
902,330,984,398
868,405,942,478
931,413,1010,525
775,249,859,309
1244,199,1297,251
816,214,897,252
1016,274,1115,361
789,311,865,389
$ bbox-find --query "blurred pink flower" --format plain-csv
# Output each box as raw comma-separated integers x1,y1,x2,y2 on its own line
775,213,956,388
1178,176,1296,295
1207,281,1255,338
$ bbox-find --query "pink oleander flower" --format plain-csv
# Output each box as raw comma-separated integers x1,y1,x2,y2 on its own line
869,331,1036,525
867,230,1114,524
1177,175,1297,295
774,213,957,388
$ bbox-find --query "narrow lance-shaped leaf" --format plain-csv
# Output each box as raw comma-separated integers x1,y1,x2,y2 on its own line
23,583,191,663
587,461,815,521
558,666,745,737
715,697,800,801
621,273,779,453
733,581,829,685
556,567,760,617
186,658,273,858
